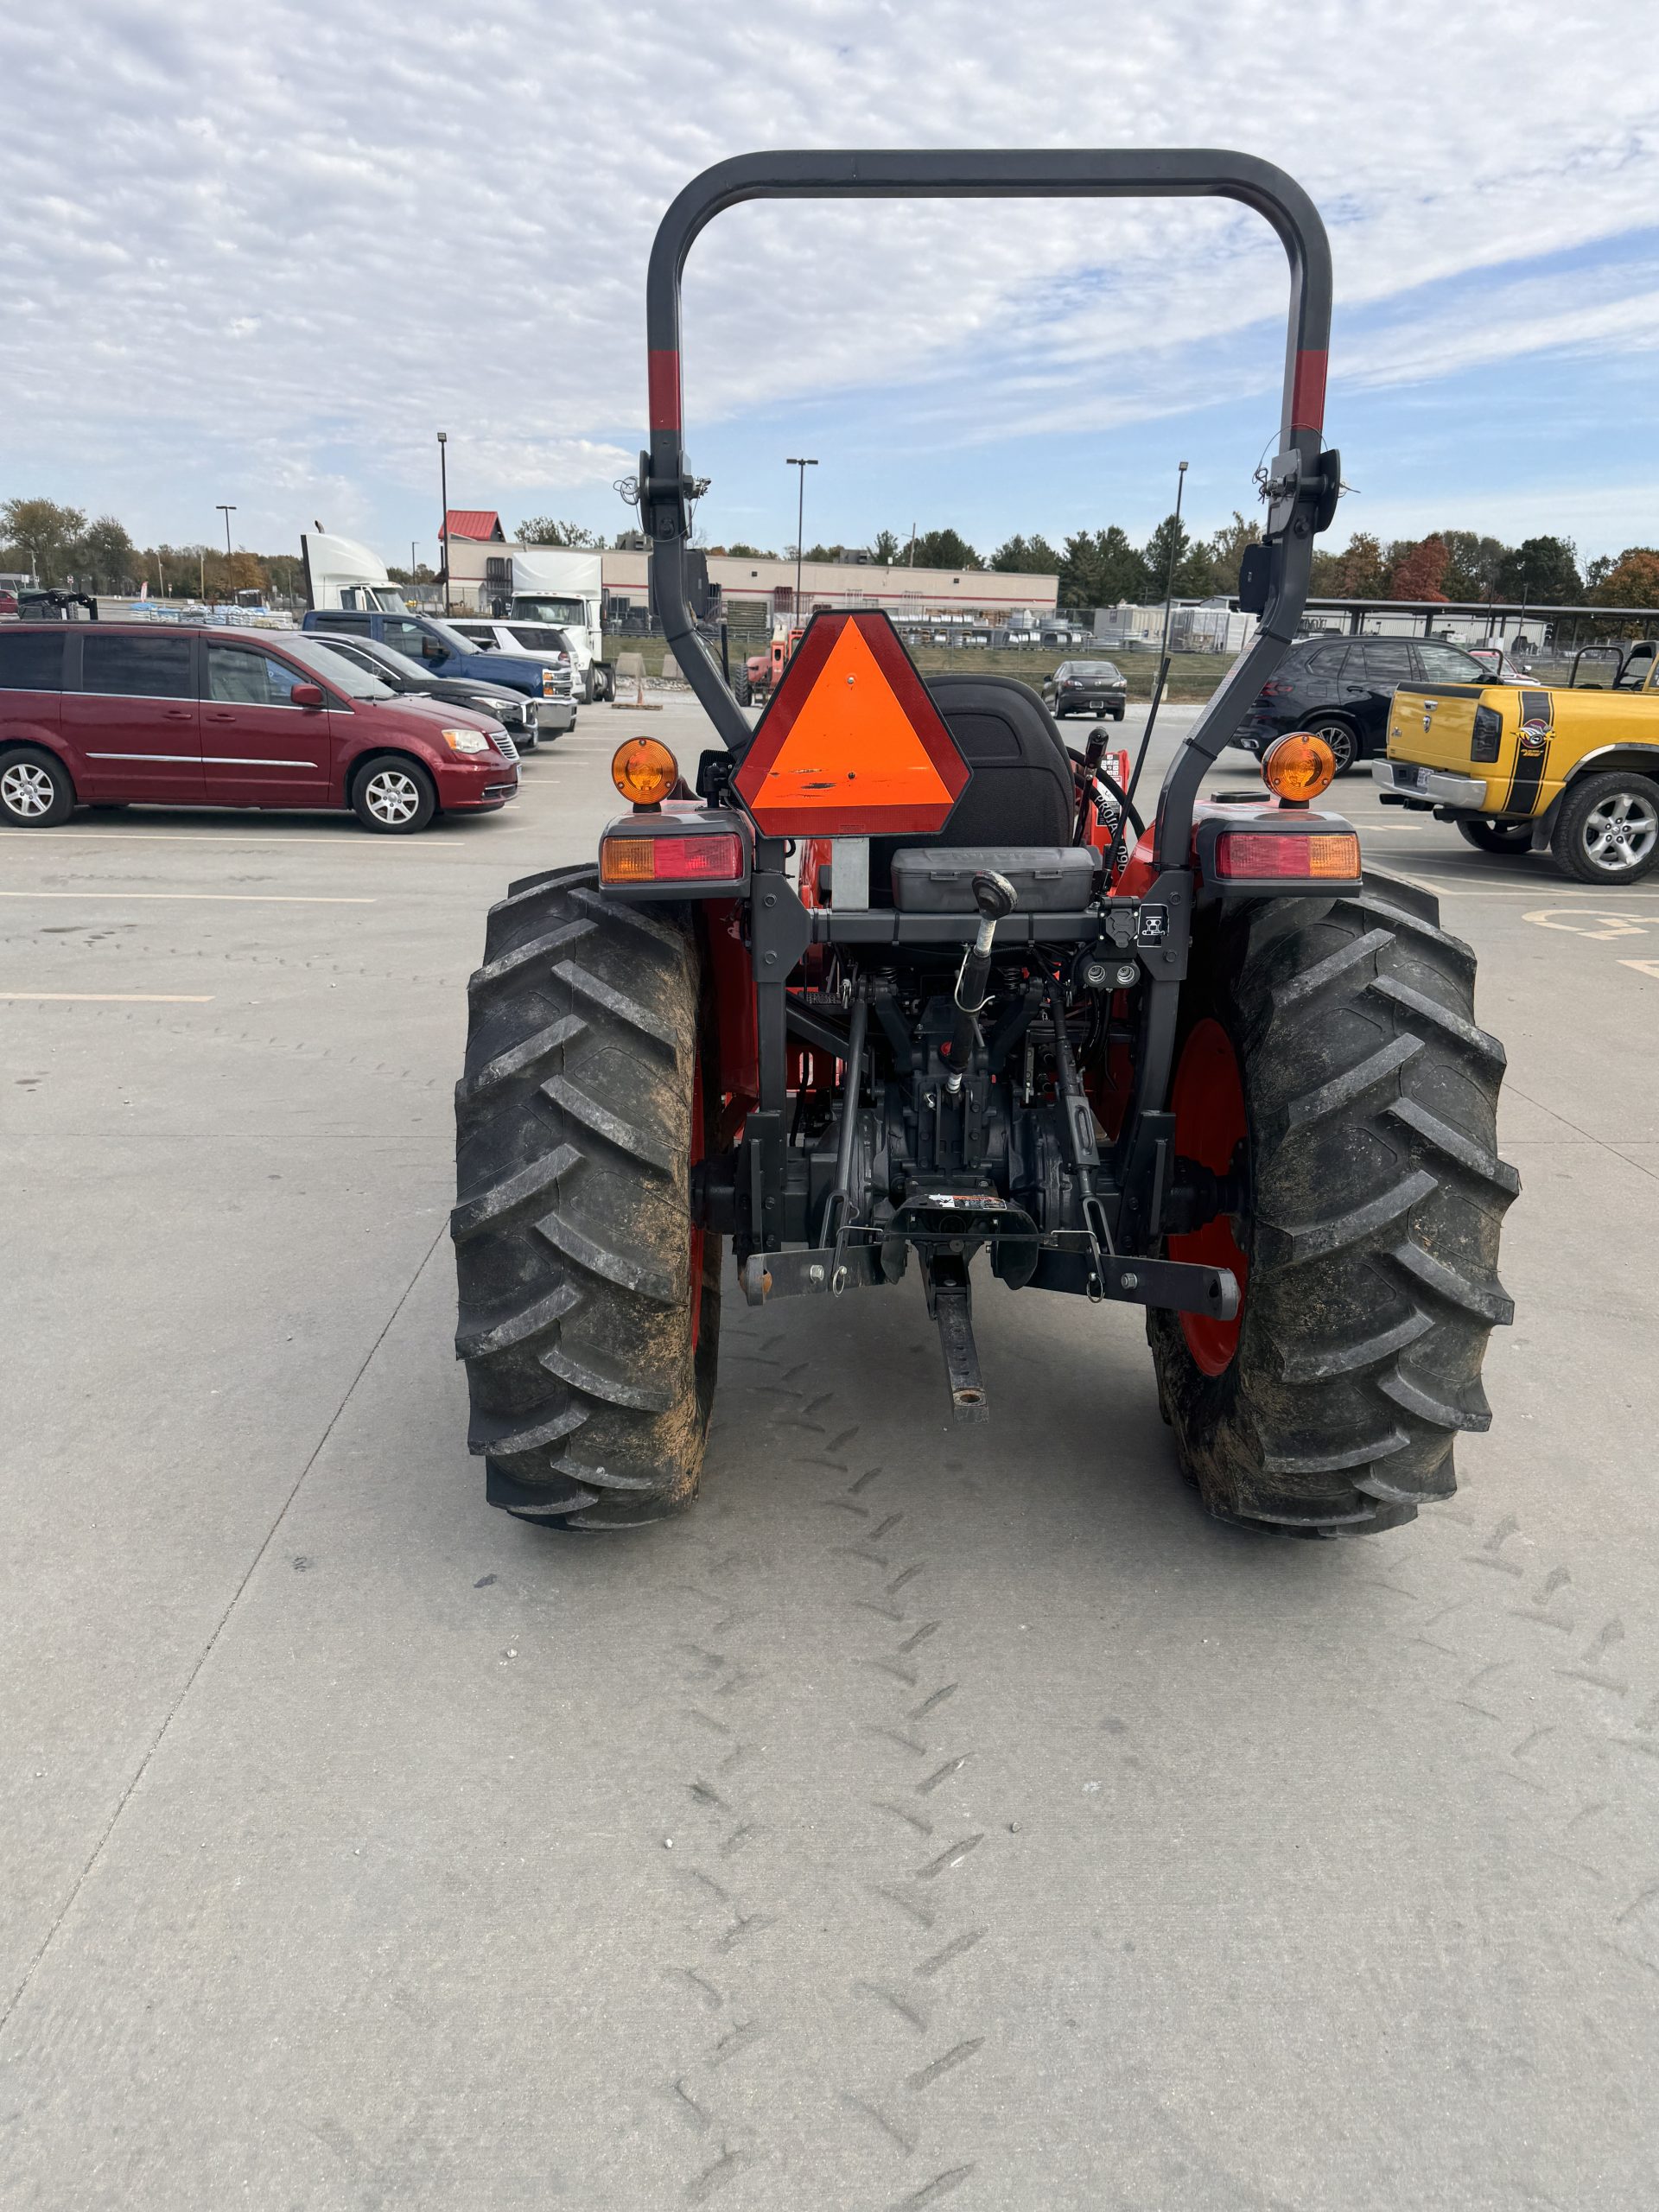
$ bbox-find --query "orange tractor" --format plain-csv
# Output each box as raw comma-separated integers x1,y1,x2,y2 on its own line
733,620,802,708
453,149,1515,1538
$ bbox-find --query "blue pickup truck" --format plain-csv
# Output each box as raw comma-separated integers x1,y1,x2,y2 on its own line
302,608,575,724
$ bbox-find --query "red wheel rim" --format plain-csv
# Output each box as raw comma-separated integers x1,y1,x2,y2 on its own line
1167,1018,1248,1376
688,1046,707,1352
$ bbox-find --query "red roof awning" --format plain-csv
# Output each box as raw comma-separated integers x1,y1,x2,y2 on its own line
442,509,505,542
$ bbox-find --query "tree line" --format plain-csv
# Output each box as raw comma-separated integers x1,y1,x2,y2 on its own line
714,517,1659,615
1,497,304,601
10,491,1659,618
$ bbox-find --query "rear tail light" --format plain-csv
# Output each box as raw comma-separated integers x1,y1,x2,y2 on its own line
1470,705,1503,763
601,832,745,886
1260,679,1295,696
1212,831,1361,880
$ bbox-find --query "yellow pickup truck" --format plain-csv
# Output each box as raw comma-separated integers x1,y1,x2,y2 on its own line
1374,639,1659,884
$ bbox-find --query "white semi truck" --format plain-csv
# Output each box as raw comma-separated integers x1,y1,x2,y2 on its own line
299,531,412,614
501,548,611,702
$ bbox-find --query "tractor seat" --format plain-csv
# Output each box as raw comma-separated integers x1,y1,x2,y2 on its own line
869,674,1076,903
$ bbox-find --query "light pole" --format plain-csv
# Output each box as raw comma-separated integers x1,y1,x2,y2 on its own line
214,505,236,602
786,456,817,632
437,432,450,612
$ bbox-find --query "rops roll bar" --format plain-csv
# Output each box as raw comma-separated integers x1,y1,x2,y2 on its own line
636,150,1339,868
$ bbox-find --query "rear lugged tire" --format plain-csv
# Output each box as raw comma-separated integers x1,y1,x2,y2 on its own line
1149,870,1517,1535
452,864,720,1529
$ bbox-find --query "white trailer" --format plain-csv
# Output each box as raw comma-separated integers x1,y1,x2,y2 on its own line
505,549,609,701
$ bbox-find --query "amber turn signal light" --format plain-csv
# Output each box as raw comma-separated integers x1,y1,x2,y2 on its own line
1261,731,1338,803
612,736,680,806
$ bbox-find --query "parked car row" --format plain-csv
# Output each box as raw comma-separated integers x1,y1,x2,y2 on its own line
300,607,578,731
0,621,544,834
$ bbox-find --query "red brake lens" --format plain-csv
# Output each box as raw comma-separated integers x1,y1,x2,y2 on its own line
1212,831,1361,880
600,832,744,885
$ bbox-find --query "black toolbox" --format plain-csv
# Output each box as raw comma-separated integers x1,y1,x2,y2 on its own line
889,845,1100,913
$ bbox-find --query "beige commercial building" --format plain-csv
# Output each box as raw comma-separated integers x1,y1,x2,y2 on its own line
436,513,1057,624
599,547,1058,623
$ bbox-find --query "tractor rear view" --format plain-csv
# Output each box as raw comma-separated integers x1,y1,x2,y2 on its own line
453,149,1516,1537
732,620,798,708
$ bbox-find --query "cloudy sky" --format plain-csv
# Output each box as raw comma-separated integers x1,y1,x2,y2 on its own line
3,0,1657,567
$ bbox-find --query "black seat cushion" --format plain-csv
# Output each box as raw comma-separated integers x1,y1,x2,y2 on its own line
869,675,1076,901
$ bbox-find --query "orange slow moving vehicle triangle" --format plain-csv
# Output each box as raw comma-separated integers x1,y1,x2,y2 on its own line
732,611,970,836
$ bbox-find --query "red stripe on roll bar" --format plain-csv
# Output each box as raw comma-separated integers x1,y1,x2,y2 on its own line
1291,347,1326,431
648,348,682,430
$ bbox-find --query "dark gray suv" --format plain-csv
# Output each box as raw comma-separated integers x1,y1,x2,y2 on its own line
1233,634,1486,774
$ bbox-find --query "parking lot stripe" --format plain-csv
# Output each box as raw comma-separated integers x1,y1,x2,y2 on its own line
0,892,374,905
0,993,216,1002
1384,878,1659,900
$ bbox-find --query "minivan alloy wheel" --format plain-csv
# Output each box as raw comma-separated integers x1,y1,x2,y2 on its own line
365,769,421,824
2,761,57,818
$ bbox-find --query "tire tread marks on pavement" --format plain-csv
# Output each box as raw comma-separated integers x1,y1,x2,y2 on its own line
662,1533,773,2203
823,1433,988,2211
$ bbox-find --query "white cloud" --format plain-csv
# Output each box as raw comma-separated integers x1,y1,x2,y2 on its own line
2,0,1657,549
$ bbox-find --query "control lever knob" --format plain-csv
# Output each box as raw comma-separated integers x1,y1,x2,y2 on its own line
971,868,1018,922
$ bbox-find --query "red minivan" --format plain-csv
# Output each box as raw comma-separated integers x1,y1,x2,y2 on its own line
0,622,519,833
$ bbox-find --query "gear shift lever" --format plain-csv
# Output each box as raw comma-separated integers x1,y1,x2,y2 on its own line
944,868,1017,1096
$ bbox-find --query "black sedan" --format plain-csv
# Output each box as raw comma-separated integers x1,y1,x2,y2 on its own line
304,632,572,747
1042,658,1128,721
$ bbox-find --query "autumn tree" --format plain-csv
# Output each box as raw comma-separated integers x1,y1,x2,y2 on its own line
264,553,307,598
2,497,87,582
1309,531,1390,598
1389,535,1449,601
1599,548,1659,607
